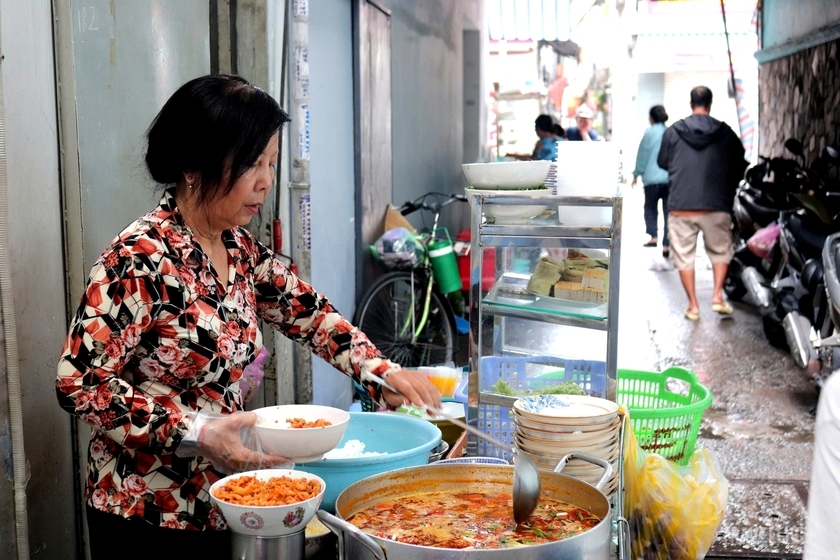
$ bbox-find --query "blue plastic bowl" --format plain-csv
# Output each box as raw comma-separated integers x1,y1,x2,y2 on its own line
295,412,441,512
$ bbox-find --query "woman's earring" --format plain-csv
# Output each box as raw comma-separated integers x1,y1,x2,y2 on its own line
188,184,194,189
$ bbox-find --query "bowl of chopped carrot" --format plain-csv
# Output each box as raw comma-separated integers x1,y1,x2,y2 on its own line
253,404,350,463
209,469,327,536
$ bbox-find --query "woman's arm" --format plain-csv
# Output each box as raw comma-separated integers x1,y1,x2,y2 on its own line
56,244,191,453
251,245,399,405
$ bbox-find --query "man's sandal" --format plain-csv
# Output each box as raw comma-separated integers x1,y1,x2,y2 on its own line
711,302,733,315
684,308,700,321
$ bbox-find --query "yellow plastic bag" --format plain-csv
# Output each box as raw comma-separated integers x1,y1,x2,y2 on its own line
623,410,729,560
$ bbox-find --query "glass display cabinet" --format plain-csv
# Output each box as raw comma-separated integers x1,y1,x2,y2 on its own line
465,190,623,458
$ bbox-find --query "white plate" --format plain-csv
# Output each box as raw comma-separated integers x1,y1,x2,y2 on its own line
514,395,619,423
512,411,618,432
515,438,620,462
515,424,619,447
465,188,549,223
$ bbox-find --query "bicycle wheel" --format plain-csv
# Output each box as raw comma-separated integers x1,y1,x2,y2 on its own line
353,271,456,368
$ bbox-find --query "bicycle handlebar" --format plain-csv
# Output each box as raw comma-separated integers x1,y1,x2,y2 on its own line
398,192,467,216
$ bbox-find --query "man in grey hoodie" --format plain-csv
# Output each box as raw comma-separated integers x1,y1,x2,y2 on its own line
657,86,747,321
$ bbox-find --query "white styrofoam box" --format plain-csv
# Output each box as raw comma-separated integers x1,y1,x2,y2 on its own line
554,142,619,226
554,142,621,197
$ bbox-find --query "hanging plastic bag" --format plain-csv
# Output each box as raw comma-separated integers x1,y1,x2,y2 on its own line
746,222,780,260
624,411,729,560
371,227,424,270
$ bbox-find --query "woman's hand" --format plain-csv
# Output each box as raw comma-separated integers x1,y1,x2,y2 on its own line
380,369,442,411
182,411,293,474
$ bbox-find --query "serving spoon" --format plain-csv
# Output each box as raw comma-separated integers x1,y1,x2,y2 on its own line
364,372,541,523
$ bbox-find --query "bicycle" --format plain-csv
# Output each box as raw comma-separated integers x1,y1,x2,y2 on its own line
353,192,467,369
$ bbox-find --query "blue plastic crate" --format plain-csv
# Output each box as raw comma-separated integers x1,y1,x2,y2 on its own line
474,356,606,461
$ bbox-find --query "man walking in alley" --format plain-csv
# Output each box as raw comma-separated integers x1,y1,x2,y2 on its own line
657,86,747,321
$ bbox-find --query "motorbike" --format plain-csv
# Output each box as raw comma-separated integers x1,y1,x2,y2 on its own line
766,144,840,373
783,231,840,392
726,139,810,307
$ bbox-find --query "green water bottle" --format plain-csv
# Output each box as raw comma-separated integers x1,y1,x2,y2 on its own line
427,230,462,294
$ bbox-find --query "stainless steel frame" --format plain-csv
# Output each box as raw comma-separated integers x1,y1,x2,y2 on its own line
465,189,623,437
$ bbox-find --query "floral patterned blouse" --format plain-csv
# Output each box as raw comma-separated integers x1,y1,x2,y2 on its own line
56,189,399,530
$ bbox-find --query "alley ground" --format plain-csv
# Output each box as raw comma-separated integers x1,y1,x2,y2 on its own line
617,185,816,559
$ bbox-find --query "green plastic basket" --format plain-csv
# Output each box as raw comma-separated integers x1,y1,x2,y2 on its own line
616,366,712,466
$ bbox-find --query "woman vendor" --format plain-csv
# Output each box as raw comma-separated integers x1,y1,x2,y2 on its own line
55,74,440,558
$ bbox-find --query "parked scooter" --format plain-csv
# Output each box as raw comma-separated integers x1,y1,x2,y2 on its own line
770,144,840,364
783,231,840,392
727,139,810,307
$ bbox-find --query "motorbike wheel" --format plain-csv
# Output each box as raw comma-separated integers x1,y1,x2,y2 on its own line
762,315,789,350
763,288,800,350
724,273,748,301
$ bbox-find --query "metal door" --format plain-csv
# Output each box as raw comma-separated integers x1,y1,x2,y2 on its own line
53,1,210,555
353,0,392,301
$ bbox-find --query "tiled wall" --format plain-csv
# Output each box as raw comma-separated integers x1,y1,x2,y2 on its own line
759,39,839,163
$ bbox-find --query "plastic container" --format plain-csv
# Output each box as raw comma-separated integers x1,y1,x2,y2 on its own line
295,412,441,512
616,367,712,466
474,356,607,461
455,228,496,292
420,365,462,397
427,228,461,294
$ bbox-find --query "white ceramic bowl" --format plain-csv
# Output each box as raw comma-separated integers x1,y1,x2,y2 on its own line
465,187,549,223
254,405,350,463
462,161,552,189
304,516,333,558
209,469,326,537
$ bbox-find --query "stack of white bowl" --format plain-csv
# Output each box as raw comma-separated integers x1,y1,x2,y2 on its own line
461,161,553,223
512,394,621,499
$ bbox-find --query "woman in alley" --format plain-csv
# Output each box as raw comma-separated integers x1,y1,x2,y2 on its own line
632,105,671,257
55,74,439,558
510,114,561,161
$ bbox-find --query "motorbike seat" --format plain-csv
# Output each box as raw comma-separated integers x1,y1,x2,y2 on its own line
740,191,783,228
788,213,832,260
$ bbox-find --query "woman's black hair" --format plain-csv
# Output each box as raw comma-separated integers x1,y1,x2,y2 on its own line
534,114,555,133
553,123,565,138
145,74,291,206
649,105,669,124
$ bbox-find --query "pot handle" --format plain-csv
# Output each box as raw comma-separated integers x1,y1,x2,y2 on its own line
317,510,387,560
617,515,631,560
552,452,613,491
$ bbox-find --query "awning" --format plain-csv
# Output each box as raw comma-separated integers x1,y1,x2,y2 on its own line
487,0,572,41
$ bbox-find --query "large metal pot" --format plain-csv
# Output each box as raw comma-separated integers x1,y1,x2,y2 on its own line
318,453,625,560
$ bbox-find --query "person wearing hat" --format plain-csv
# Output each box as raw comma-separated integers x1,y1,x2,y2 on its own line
566,105,600,141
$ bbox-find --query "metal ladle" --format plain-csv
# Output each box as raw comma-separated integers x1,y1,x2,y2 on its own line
364,373,541,523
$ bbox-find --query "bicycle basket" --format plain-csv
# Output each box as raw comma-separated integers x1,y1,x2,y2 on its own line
370,227,425,271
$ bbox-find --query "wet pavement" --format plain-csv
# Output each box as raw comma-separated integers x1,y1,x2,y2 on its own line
617,186,817,558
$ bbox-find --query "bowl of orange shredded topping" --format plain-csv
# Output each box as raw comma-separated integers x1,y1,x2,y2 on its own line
253,405,350,462
209,469,327,536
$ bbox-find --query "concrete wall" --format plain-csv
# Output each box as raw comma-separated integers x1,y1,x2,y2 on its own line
759,39,839,162
0,0,77,556
309,0,358,406
763,0,840,50
306,0,486,406
381,0,486,232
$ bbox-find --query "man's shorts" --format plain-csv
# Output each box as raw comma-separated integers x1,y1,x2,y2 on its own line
667,212,734,271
